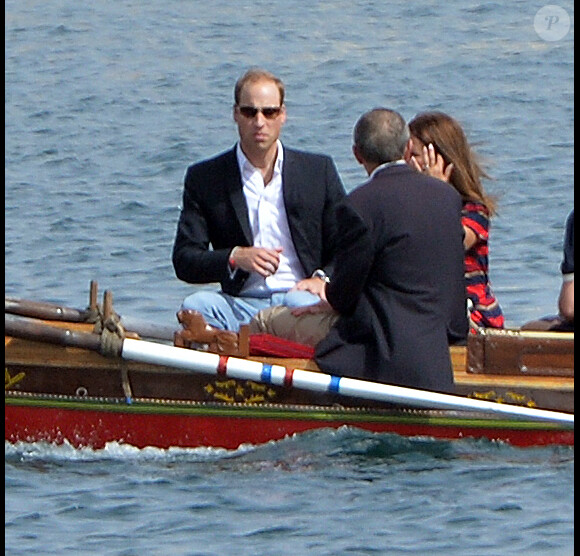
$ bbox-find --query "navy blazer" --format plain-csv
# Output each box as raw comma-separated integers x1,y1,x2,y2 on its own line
315,163,468,394
172,145,346,295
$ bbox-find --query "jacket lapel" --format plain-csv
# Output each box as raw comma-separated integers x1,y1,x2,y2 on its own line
281,148,312,269
225,147,253,244
282,149,309,241
281,147,301,227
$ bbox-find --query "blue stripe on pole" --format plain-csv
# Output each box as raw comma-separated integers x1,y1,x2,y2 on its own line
261,364,272,384
329,375,341,393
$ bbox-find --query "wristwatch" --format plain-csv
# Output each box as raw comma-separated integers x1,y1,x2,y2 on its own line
311,269,330,283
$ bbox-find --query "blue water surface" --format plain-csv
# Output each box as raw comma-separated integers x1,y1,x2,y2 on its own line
5,1,574,554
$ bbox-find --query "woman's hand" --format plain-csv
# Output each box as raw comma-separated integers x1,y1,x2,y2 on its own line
413,143,454,183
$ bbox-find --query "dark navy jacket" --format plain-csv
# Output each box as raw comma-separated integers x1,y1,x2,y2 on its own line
172,145,346,295
315,163,468,394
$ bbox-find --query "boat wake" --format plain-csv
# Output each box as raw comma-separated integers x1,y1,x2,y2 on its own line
5,426,572,468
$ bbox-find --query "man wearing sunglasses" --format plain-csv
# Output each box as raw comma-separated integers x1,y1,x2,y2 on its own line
172,68,346,332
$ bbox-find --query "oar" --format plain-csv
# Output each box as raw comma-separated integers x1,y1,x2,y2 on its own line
5,296,91,322
5,296,177,342
5,314,574,426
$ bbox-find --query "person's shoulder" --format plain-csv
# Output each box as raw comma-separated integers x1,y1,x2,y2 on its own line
564,209,574,242
187,147,236,172
463,200,489,216
184,148,238,191
283,146,334,163
409,168,462,201
428,176,463,208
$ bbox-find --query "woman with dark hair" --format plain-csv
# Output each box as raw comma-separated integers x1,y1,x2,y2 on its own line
407,111,504,329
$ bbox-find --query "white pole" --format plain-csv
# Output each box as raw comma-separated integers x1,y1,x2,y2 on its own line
121,339,574,426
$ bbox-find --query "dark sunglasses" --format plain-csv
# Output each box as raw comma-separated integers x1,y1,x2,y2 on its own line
238,105,282,119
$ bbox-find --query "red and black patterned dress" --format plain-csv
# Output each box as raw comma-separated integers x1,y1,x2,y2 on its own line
462,201,504,329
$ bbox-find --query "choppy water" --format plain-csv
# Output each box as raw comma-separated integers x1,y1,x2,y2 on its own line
5,432,575,556
5,1,574,554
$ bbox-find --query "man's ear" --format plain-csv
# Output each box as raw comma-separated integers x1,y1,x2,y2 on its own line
352,144,364,164
403,138,413,163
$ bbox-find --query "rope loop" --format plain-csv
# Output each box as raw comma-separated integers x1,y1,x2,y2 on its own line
92,309,121,333
99,315,125,357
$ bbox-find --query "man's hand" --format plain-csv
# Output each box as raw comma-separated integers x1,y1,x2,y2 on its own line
291,277,328,300
232,246,283,277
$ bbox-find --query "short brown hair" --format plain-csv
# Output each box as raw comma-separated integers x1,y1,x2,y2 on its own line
354,108,409,164
234,68,285,106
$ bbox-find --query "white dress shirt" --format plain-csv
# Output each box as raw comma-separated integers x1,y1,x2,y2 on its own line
236,141,305,296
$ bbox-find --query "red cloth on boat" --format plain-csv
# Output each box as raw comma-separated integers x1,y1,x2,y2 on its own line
249,334,315,358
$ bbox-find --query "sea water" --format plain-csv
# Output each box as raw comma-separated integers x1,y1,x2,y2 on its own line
5,1,574,554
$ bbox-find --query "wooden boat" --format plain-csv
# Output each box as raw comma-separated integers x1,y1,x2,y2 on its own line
5,283,574,449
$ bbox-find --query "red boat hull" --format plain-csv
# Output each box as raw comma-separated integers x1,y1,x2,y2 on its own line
5,398,574,450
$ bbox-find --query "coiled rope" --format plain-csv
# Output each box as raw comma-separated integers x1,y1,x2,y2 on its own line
98,314,125,357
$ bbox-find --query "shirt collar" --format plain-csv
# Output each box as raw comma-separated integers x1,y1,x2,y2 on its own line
236,140,284,176
370,159,407,179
